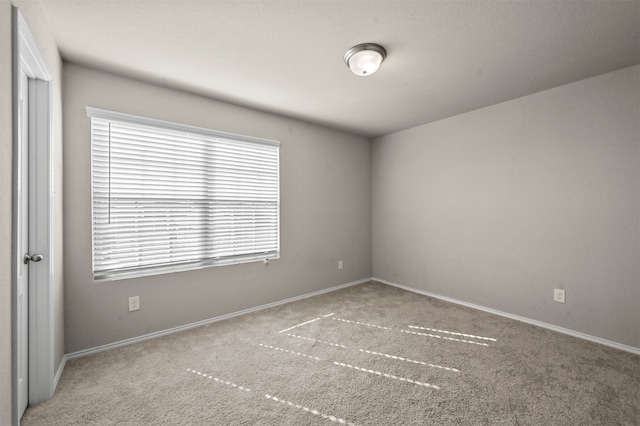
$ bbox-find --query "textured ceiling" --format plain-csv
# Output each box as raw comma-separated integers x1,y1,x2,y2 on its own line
38,0,640,137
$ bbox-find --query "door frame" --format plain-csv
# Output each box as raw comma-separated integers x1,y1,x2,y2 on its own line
11,7,54,423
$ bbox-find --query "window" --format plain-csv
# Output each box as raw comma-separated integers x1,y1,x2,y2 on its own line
87,107,280,281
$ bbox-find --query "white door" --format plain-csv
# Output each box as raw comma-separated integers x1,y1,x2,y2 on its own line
17,68,29,418
14,7,55,413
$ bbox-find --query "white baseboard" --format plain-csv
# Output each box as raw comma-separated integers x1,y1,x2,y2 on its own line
54,355,67,389
65,277,372,361
375,277,640,356
58,274,637,386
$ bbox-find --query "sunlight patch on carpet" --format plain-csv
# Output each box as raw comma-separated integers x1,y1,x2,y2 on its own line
185,368,251,391
333,362,441,389
408,325,497,342
259,343,321,360
278,313,334,333
358,349,460,372
400,329,490,346
265,394,357,426
331,317,391,330
286,334,347,348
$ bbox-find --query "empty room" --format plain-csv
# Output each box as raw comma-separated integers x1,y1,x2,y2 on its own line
1,0,639,424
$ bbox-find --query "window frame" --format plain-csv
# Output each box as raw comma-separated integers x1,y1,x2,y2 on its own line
87,107,280,282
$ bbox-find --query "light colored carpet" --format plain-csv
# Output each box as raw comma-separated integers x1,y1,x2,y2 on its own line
22,281,640,425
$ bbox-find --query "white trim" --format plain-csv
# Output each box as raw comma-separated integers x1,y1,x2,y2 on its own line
53,356,66,390
16,12,51,81
85,106,280,147
65,277,372,360
12,7,55,417
55,275,639,380
87,109,281,281
375,277,640,356
94,253,281,283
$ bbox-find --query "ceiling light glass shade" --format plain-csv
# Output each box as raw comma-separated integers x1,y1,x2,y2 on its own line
344,43,386,76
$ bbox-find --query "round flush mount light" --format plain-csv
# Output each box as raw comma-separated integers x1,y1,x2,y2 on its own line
344,43,386,76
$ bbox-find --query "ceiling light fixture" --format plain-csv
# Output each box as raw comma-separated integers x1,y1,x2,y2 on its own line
344,43,386,77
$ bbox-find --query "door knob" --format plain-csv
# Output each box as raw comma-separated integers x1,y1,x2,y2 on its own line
24,253,44,264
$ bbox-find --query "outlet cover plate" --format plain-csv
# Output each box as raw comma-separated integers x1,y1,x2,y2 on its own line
129,296,140,311
553,289,565,304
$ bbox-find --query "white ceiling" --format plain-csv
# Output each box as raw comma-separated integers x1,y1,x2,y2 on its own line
38,0,639,137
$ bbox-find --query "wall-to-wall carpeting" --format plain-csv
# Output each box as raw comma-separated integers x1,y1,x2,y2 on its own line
22,282,640,425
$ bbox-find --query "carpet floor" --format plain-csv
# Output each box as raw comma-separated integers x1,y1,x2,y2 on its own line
22,281,640,425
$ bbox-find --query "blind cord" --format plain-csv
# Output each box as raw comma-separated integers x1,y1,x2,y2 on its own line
108,121,112,224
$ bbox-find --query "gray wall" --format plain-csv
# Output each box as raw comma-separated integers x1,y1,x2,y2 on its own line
63,63,372,353
1,2,65,422
372,65,640,348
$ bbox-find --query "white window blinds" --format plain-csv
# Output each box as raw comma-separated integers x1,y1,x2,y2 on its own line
87,107,280,281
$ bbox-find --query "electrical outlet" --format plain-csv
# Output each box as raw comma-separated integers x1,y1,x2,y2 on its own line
129,296,140,311
338,260,344,270
553,289,565,304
